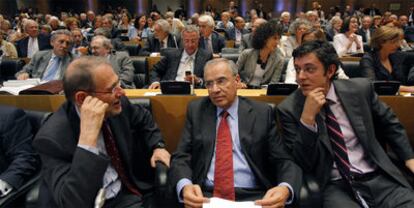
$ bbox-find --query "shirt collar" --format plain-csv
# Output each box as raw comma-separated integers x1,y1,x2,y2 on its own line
326,83,339,104
216,97,239,119
182,49,197,60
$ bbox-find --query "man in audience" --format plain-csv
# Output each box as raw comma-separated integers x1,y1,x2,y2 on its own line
140,19,180,56
399,15,409,30
225,16,248,48
86,10,96,28
279,11,291,34
170,58,301,207
358,15,374,43
33,56,170,207
240,18,266,50
94,27,126,51
0,105,39,199
148,25,212,89
71,28,88,57
277,41,414,208
15,19,51,58
16,29,73,81
90,35,135,89
198,14,225,55
101,15,120,39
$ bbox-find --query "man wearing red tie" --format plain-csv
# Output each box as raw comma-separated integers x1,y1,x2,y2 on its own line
170,58,301,207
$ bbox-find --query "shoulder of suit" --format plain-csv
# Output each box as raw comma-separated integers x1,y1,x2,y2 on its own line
333,78,371,91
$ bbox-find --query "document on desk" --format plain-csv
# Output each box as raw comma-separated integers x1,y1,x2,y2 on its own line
203,197,261,208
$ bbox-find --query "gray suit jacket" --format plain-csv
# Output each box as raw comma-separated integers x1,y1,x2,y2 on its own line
236,48,284,86
16,50,73,79
108,51,135,89
277,78,414,190
170,97,302,202
240,33,252,51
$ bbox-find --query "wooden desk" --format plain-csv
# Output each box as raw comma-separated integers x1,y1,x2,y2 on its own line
0,90,413,153
340,56,361,62
147,56,161,72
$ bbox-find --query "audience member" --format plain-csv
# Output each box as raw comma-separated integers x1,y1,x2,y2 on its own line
216,11,234,30
90,35,135,89
358,16,374,43
149,25,212,89
360,26,414,92
280,19,312,58
224,16,248,48
198,14,225,55
0,105,39,198
165,11,185,36
15,19,51,58
33,56,170,207
70,28,88,57
333,16,364,57
237,22,285,88
240,18,266,51
279,11,291,34
128,15,151,41
278,40,414,208
0,31,18,58
140,19,180,56
94,27,126,51
325,16,343,41
170,58,301,207
16,29,73,81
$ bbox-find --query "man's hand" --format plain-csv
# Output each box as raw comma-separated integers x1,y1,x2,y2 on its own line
78,96,108,147
405,158,414,174
182,184,209,208
255,186,290,208
17,72,29,80
301,87,326,126
151,148,170,168
149,82,160,89
184,75,201,84
237,81,247,89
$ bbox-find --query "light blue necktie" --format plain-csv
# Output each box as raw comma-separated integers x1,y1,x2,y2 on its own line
42,56,61,81
204,38,212,53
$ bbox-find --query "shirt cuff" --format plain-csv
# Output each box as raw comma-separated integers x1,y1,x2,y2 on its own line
278,182,294,205
300,119,318,132
78,144,99,155
0,179,13,197
176,178,193,203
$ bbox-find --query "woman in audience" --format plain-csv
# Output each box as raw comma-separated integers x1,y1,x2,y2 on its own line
280,19,312,58
284,28,348,84
236,21,285,88
64,17,79,31
333,16,364,57
118,13,131,36
128,14,151,41
325,16,343,41
360,26,414,92
372,15,382,29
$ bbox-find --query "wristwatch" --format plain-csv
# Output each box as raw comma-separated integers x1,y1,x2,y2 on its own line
154,142,166,149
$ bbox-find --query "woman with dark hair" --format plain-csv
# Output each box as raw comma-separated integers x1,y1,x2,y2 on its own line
284,28,348,83
236,21,284,88
128,14,151,41
333,16,364,57
118,13,131,36
360,26,414,92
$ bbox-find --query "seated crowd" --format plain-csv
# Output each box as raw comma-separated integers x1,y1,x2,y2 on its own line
1,1,414,208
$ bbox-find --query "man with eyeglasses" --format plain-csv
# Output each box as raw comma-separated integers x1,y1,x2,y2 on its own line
277,41,414,207
32,56,170,207
148,25,212,89
170,58,302,207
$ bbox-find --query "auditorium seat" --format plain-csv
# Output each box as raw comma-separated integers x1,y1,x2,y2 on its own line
130,56,149,88
341,61,362,78
0,58,25,83
125,44,141,56
220,48,240,63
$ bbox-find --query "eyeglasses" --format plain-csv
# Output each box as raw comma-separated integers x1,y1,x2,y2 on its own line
88,81,123,94
205,77,230,89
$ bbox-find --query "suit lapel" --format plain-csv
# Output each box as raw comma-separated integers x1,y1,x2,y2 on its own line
201,100,218,171
238,98,255,153
39,51,52,77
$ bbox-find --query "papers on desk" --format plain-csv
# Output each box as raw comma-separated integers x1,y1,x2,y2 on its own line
203,197,261,208
143,91,162,96
0,79,42,95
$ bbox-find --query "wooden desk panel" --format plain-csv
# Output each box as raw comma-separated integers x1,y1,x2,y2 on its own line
0,91,413,153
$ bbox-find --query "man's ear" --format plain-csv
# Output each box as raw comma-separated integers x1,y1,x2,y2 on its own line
74,91,88,106
327,64,337,79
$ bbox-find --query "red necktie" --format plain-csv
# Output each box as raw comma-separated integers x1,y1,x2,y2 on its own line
102,122,141,196
213,111,235,201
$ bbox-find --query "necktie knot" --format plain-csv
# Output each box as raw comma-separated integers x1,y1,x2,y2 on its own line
221,111,229,119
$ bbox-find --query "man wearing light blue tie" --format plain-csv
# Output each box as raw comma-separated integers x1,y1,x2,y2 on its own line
16,29,74,81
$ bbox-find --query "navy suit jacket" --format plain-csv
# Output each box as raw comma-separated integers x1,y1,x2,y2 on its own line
198,32,225,54
140,33,180,56
15,34,52,58
225,27,249,41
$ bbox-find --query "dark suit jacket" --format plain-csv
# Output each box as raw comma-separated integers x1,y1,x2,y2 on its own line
150,48,213,87
277,78,414,190
140,33,180,56
15,34,52,58
198,31,225,54
170,97,302,202
225,27,249,41
0,106,39,189
33,97,165,207
357,28,375,43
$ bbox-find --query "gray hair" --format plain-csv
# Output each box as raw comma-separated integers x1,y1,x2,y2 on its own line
288,19,312,36
204,58,238,77
23,19,38,31
51,29,72,42
181,25,200,35
92,35,113,50
198,14,215,27
281,11,290,18
94,27,112,38
154,19,171,33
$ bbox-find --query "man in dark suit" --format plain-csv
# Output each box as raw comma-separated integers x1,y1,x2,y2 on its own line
170,58,302,207
15,29,73,81
15,19,51,58
198,14,225,56
225,16,249,48
148,25,213,89
357,16,375,43
33,56,170,207
0,105,39,198
90,35,135,89
139,19,180,56
277,41,414,208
